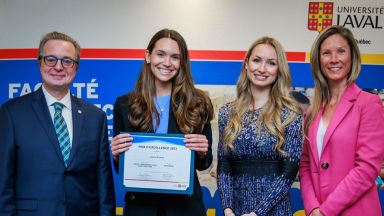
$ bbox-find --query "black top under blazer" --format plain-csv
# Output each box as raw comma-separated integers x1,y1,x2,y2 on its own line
113,94,213,216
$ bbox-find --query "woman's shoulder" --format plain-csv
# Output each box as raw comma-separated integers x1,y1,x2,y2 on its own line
218,102,233,116
280,106,296,117
281,106,303,124
357,90,382,105
190,88,214,120
219,101,233,111
354,91,383,119
346,83,381,106
193,88,212,103
114,92,135,107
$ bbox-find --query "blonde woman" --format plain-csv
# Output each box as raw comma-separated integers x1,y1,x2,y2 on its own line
217,37,303,216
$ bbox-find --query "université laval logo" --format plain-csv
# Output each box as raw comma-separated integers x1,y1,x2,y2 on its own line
308,2,334,32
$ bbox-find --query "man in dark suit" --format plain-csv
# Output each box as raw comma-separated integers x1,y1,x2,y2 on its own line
0,31,115,216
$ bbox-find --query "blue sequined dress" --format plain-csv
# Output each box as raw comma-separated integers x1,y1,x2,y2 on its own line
217,103,303,216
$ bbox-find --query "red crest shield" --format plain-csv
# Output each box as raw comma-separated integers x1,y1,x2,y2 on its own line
308,2,334,32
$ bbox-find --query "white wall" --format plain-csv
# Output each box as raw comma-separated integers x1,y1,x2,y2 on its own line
1,0,383,52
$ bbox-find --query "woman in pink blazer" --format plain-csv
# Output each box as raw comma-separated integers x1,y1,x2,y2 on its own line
299,25,384,216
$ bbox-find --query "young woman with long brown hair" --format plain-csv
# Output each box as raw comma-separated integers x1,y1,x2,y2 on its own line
111,29,214,216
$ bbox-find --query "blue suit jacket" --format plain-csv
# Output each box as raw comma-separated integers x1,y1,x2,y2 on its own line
0,88,115,216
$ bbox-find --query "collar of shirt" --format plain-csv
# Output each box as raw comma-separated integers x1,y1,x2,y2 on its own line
42,85,72,111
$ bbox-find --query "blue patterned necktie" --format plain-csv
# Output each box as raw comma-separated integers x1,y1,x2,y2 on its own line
53,102,71,167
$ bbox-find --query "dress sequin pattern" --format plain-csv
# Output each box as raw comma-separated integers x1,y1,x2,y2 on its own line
217,102,303,216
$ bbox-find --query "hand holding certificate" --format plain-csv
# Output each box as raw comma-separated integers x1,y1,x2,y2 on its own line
119,133,194,194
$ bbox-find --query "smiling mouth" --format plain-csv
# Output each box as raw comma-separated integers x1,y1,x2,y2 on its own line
49,73,68,81
158,68,173,74
253,74,268,80
328,67,342,72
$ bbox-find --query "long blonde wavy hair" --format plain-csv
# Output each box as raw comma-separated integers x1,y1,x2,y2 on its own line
222,37,300,155
127,29,213,134
304,25,361,133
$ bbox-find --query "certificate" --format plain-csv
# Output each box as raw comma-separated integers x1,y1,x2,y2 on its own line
119,133,194,195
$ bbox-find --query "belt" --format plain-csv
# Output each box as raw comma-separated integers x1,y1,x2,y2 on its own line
218,159,281,177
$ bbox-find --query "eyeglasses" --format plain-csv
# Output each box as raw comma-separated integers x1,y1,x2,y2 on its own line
39,55,78,68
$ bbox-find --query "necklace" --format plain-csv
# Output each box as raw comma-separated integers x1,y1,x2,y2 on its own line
159,107,164,116
154,95,171,116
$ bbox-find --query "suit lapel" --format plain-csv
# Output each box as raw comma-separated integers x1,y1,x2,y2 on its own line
167,102,181,134
67,95,83,167
32,88,65,163
322,83,360,154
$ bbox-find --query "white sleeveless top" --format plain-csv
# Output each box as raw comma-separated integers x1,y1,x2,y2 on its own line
316,117,326,159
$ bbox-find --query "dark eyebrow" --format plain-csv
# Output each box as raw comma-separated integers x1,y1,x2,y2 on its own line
154,49,180,56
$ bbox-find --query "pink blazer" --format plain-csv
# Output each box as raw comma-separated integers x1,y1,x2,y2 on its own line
299,83,384,216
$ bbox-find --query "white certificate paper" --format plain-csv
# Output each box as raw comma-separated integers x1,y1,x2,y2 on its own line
119,133,194,194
